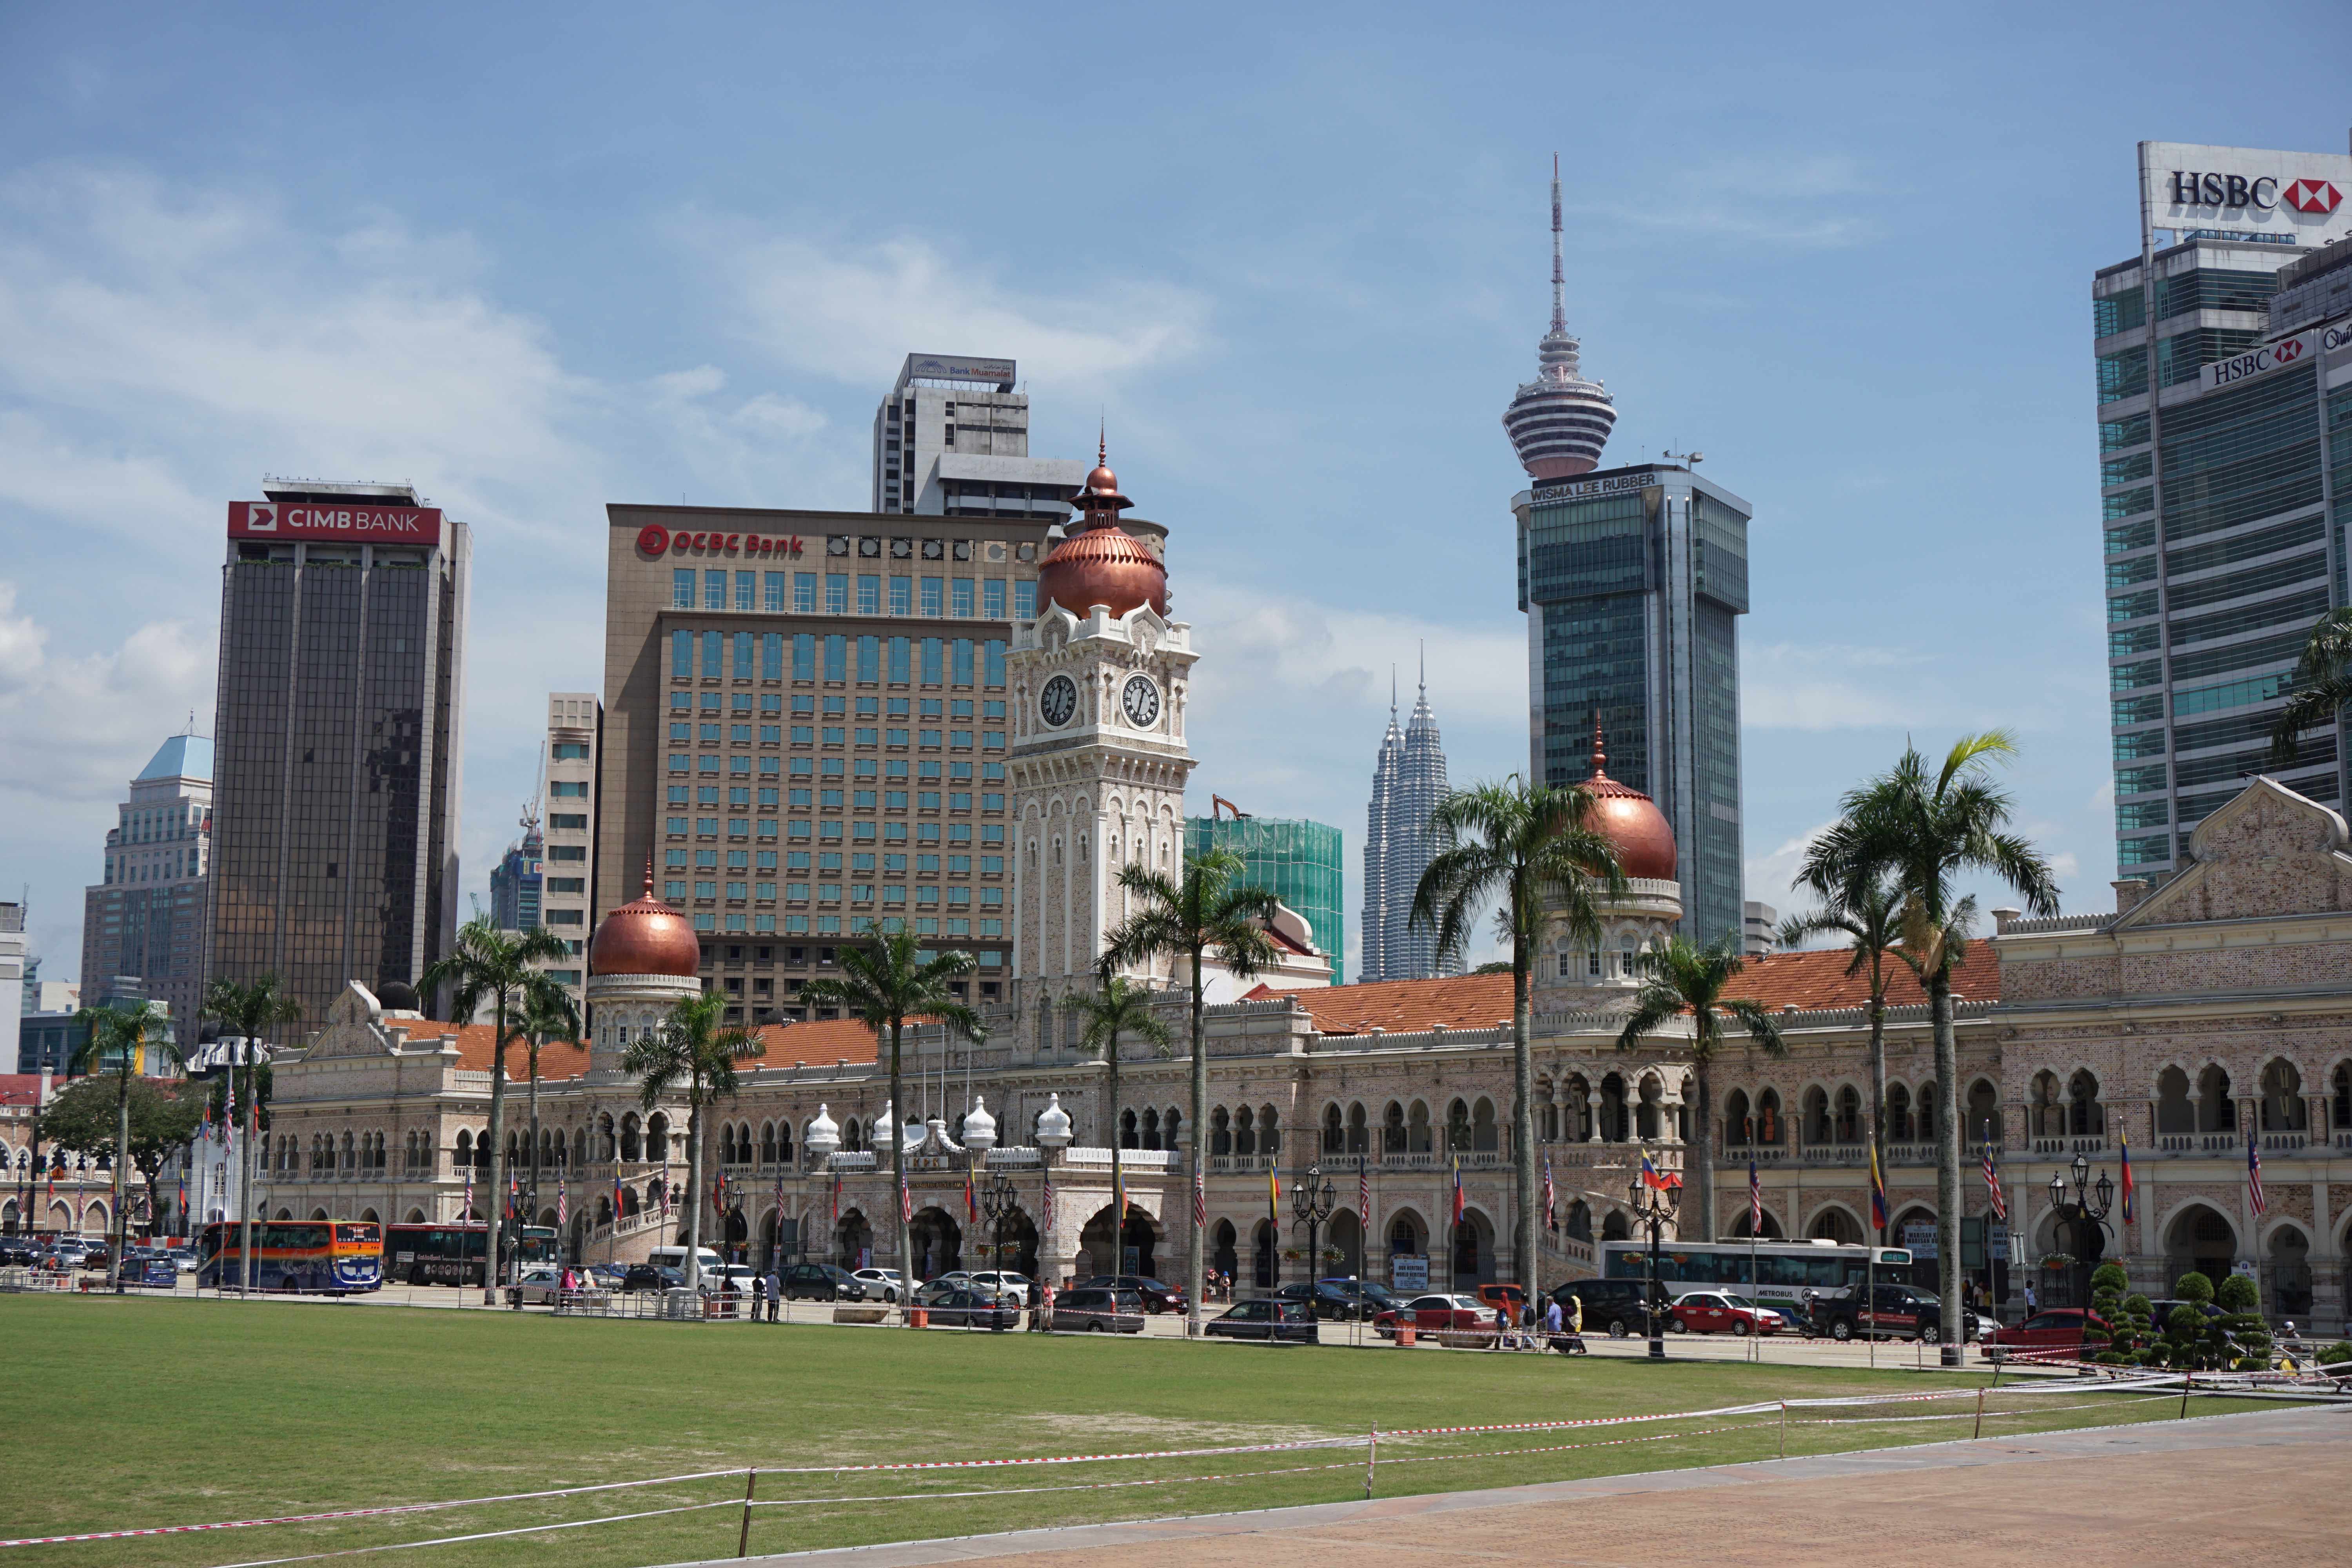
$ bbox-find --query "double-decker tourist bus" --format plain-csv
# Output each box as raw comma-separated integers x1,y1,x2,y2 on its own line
1599,1238,1913,1313
196,1220,383,1294
383,1223,558,1286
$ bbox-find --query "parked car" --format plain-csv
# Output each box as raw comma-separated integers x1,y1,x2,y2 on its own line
0,1244,36,1267
1208,1299,1320,1343
1666,1291,1781,1336
1823,1283,1982,1344
619,1264,686,1293
1753,1302,1808,1336
780,1263,866,1301
911,1278,966,1307
968,1270,1031,1305
1372,1293,1488,1339
1051,1287,1146,1333
583,1263,627,1290
1327,1278,1401,1318
1274,1282,1362,1321
167,1247,200,1274
1077,1275,1186,1314
1991,1308,2113,1358
1550,1278,1657,1339
920,1289,1023,1330
507,1267,573,1307
851,1268,905,1303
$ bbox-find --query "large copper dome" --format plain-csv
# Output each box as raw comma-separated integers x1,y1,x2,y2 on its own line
587,868,702,977
1579,725,1677,882
1036,441,1167,619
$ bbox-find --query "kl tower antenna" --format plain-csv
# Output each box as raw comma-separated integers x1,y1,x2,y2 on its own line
1550,152,1566,336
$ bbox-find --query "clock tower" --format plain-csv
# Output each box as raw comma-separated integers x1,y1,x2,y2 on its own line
1006,447,1197,1050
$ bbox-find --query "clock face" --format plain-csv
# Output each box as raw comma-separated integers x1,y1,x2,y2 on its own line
1039,674,1079,728
1121,674,1162,729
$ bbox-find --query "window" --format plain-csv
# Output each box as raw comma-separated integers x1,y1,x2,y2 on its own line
764,572,786,613
921,577,943,617
735,571,756,611
762,632,783,680
826,573,848,613
858,575,880,614
671,629,692,678
704,570,727,610
952,578,973,617
701,630,723,679
890,576,911,615
673,569,695,608
1014,582,1036,619
984,579,1004,618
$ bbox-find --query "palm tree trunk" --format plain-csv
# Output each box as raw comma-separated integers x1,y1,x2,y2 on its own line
483,1001,508,1306
1186,956,1205,1336
684,1084,706,1290
1867,996,1887,1241
890,1019,911,1317
1930,969,1961,1367
112,1073,130,1289
1690,1051,1715,1247
239,1062,257,1292
1108,1024,1124,1278
526,1050,541,1238
1511,926,1535,1299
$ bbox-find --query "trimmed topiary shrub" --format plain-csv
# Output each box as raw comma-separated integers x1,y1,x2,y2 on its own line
2212,1271,2271,1367
2164,1272,2229,1370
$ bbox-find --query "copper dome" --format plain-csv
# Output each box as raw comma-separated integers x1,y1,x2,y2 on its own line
1037,437,1166,618
1578,724,1677,882
587,867,703,978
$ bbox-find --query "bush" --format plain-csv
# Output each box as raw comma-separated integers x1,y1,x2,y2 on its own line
2090,1266,2152,1358
2213,1272,2257,1312
2317,1342,2352,1367
2175,1271,2214,1306
2210,1271,2270,1363
2163,1274,2229,1370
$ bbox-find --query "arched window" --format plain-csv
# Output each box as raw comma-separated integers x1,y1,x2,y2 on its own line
1210,1107,1231,1157
1446,1099,1471,1151
1141,1108,1161,1151
1725,1089,1752,1146
1886,1084,1912,1143
1260,1105,1280,1158
1966,1079,2000,1145
2068,1070,2104,1136
1407,1100,1432,1153
1120,1109,1139,1149
1470,1098,1497,1152
620,1114,641,1163
454,1131,473,1173
2198,1065,2233,1133
1802,1087,1831,1145
1757,1089,1781,1145
1233,1106,1256,1157
2261,1060,2306,1131
2334,1063,2352,1131
1347,1103,1368,1153
1323,1104,1345,1154
1162,1109,1181,1152
1834,1087,1860,1144
1916,1082,1937,1143
648,1114,670,1161
760,1123,778,1164
1383,1102,1406,1154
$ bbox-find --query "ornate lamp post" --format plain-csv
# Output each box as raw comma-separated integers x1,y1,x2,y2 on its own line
980,1170,1020,1325
1292,1165,1337,1292
804,1105,840,1270
2048,1154,2114,1311
1628,1159,1681,1361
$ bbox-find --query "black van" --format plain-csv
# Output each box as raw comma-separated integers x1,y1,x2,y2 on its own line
1550,1278,1660,1338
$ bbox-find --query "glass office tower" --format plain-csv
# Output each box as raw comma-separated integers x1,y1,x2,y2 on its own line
207,485,469,1029
1514,463,1750,946
1185,815,1345,985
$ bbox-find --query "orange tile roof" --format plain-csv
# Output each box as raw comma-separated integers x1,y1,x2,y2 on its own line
437,1026,593,1081
1285,938,1998,1034
746,1018,885,1065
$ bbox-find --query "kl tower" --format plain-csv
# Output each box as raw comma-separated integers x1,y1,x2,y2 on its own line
1501,155,1616,478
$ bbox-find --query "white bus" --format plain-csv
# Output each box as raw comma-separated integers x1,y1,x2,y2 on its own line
1599,1239,1913,1314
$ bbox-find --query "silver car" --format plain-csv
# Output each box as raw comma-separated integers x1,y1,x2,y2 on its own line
968,1270,1031,1305
506,1267,571,1307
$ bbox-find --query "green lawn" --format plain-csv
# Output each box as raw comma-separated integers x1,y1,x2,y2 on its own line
0,1296,2267,1568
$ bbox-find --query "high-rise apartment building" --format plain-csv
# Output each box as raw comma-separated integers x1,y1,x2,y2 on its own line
1185,813,1343,984
1359,675,1455,982
2095,141,2352,878
488,825,543,931
82,733,213,1028
0,902,21,1074
539,692,600,990
206,483,470,1030
600,505,1080,1023
871,354,1089,517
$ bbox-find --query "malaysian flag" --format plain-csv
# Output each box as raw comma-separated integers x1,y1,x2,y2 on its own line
224,1075,236,1159
1982,1139,2006,1222
1040,1162,1053,1231
1749,1157,1762,1235
2247,1132,2265,1217
1357,1154,1369,1236
829,1170,840,1226
557,1175,568,1228
1450,1154,1464,1224
1542,1156,1555,1231
463,1162,474,1222
900,1167,912,1223
1193,1169,1207,1228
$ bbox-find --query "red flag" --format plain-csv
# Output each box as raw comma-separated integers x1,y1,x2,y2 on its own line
1193,1170,1207,1228
1450,1155,1464,1225
2247,1133,2265,1217
1982,1139,2006,1222
2119,1138,2135,1225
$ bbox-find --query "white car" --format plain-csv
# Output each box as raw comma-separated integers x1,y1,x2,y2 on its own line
967,1270,1031,1305
853,1268,904,1303
506,1267,570,1307
710,1265,761,1293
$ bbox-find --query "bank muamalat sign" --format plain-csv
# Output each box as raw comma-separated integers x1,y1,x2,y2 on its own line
2198,330,2317,394
228,501,441,542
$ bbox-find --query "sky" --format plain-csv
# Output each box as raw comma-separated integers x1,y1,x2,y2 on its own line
1,3,2347,986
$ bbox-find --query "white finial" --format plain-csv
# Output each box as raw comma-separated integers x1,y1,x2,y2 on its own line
962,1094,998,1152
805,1103,840,1158
1035,1091,1073,1149
871,1099,895,1151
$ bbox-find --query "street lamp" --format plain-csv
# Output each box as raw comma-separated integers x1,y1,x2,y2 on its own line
1292,1165,1337,1293
980,1170,1020,1329
1628,1157,1681,1361
2048,1156,2114,1309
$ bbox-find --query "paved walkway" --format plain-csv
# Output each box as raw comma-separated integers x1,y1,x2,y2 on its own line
681,1404,2349,1568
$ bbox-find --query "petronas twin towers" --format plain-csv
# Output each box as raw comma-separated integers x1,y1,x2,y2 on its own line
1359,669,1460,983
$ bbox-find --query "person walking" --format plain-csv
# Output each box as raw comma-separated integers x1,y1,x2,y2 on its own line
765,1268,781,1321
1568,1291,1587,1354
2024,1279,2038,1315
1543,1293,1565,1354
751,1272,766,1321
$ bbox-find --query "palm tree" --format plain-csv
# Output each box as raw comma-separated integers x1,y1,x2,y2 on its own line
200,975,300,1292
1778,870,1905,1215
800,923,983,1310
2269,608,2352,766
419,916,570,1303
1409,778,1625,1301
1062,975,1174,1273
1811,732,2059,1365
516,984,583,1238
68,1000,183,1288
1100,848,1278,1334
1612,935,1786,1240
619,991,765,1292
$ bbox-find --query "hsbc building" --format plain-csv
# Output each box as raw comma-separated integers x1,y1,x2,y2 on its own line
2095,140,2352,880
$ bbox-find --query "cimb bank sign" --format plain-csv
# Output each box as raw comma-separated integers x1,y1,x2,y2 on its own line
227,501,442,543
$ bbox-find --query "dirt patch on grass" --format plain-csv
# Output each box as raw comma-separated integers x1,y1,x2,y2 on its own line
1023,1412,1348,1448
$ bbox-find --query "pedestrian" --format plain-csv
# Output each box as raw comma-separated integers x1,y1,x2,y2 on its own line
765,1268,781,1321
2024,1280,2038,1314
1543,1294,1565,1353
751,1272,766,1319
1567,1291,1587,1354
1493,1299,1514,1350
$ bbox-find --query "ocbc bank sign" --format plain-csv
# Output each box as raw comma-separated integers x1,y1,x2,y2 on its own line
636,524,805,559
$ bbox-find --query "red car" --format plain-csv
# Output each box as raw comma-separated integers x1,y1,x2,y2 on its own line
1991,1308,2110,1359
1372,1292,1488,1338
1667,1291,1781,1336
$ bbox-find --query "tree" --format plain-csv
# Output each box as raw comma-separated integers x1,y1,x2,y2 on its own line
1410,778,1625,1301
35,1075,204,1243
1062,975,1173,1272
1612,935,1786,1239
201,974,300,1291
799,923,982,1307
1100,848,1279,1334
1779,871,1906,1219
619,991,764,1291
516,984,583,1237
419,916,570,1303
67,1000,183,1285
2269,608,2352,766
1810,733,2060,1365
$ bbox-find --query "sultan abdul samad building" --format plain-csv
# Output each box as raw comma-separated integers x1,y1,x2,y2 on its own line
242,457,2352,1331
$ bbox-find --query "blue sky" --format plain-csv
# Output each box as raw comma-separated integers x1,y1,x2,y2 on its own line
1,3,2346,984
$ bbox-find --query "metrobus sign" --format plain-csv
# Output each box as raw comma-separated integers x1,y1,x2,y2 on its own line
2198,331,2316,394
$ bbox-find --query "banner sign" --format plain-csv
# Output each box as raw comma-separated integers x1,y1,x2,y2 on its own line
228,501,442,546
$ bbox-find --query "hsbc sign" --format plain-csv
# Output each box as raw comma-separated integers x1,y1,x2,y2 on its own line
228,500,442,543
2141,141,2352,249
2198,331,2317,394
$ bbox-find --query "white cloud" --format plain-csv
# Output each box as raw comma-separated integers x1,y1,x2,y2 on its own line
1742,818,1836,920
0,580,212,803
1740,641,1928,730
710,228,1210,397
